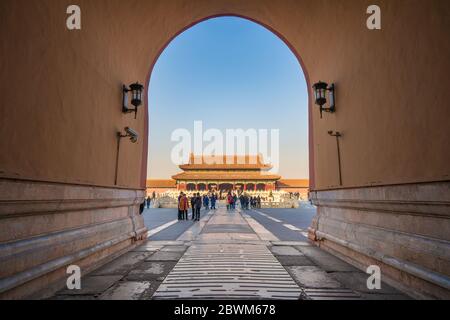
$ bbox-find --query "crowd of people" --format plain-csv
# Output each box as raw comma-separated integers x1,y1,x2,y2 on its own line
226,192,262,210
177,192,219,221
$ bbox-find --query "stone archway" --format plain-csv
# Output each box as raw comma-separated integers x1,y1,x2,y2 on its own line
142,13,314,190
1,1,448,299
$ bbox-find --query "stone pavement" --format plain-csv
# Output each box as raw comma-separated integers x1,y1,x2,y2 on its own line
51,207,410,300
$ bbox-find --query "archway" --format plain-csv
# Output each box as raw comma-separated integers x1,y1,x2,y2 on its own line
1,1,447,300
256,183,266,191
246,183,255,191
219,183,234,192
144,14,313,190
186,183,196,191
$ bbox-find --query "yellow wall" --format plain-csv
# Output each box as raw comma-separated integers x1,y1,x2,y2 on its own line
0,0,449,190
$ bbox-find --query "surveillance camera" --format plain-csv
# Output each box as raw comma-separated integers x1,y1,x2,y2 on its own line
327,130,333,135
125,127,138,143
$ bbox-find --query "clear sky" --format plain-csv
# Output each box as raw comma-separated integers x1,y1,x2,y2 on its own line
147,17,308,179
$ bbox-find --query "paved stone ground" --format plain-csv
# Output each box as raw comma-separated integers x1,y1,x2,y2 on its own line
51,206,410,300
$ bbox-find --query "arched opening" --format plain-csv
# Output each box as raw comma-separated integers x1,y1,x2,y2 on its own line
186,183,196,191
219,183,234,192
208,183,217,191
256,183,266,191
246,183,255,191
144,15,313,193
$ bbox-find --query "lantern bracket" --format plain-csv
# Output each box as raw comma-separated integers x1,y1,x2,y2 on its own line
122,83,143,119
313,82,336,118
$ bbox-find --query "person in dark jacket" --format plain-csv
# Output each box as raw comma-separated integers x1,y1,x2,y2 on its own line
194,192,202,221
203,194,209,210
190,194,196,220
210,193,216,209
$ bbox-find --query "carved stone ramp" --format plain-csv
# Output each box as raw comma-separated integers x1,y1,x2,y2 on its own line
153,207,301,299
153,243,302,299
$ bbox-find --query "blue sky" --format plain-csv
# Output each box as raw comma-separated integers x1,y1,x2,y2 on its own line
147,17,309,179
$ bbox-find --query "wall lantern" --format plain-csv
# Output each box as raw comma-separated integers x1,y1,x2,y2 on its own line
312,81,335,118
122,82,144,119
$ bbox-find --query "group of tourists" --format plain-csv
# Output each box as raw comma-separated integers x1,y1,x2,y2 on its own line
145,191,157,209
225,192,262,211
226,192,238,210
239,194,261,210
177,192,219,221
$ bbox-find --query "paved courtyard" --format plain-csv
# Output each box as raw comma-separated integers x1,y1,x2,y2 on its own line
51,205,409,300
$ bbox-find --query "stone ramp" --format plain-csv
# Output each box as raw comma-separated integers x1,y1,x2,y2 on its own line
153,243,302,299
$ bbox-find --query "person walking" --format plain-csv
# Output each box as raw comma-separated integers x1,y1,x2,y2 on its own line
195,192,202,221
146,196,151,209
177,192,182,220
226,192,232,211
210,193,216,210
190,194,196,220
203,194,209,210
178,192,188,220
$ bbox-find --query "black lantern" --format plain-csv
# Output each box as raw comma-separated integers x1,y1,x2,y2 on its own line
123,82,144,119
312,81,335,118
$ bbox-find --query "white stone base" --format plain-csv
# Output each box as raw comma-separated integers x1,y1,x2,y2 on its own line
308,181,450,299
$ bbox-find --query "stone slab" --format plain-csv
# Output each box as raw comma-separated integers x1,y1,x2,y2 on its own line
145,251,184,262
160,245,188,252
358,293,411,300
125,262,177,281
275,255,316,266
146,241,185,246
330,271,401,294
91,251,153,276
295,246,358,272
131,243,162,252
202,224,253,234
272,241,312,246
98,281,154,300
270,246,302,256
287,266,343,289
58,275,123,295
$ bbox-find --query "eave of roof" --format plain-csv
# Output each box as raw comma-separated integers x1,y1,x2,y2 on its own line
172,172,281,181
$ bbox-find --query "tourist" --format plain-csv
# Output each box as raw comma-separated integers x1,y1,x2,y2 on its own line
195,192,202,221
210,193,216,210
178,192,188,220
177,192,182,220
146,196,151,209
227,192,233,210
233,193,237,209
190,194,196,220
203,194,209,210
257,195,261,208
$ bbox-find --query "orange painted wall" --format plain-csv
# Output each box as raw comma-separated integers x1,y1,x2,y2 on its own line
0,0,449,191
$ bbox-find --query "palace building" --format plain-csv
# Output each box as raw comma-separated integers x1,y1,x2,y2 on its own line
172,154,281,192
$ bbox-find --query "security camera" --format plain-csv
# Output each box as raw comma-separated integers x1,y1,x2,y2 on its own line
125,127,138,143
